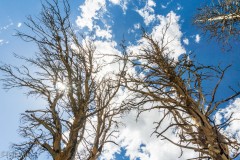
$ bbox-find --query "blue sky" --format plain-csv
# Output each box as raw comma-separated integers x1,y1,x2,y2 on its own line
0,0,240,160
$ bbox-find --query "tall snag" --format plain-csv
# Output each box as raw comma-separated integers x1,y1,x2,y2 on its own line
122,25,240,159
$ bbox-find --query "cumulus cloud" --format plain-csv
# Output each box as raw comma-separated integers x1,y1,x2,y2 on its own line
75,0,126,79
153,12,185,59
76,0,106,30
195,34,200,43
76,0,119,41
101,108,198,160
93,40,122,78
129,11,186,60
129,11,185,60
75,0,125,80
76,0,129,30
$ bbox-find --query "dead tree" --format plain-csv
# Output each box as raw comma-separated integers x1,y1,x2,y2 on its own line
121,25,240,159
194,0,240,45
0,0,124,160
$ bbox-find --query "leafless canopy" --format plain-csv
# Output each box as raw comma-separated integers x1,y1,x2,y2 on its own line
0,0,125,160
194,0,240,45
121,24,240,159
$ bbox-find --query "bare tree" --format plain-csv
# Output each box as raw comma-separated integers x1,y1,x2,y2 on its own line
121,24,240,159
194,0,240,45
0,1,125,160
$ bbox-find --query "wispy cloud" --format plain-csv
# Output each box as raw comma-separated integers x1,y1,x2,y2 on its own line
109,0,129,14
0,22,13,31
0,39,3,45
0,39,9,46
176,3,183,10
160,0,173,9
95,26,112,40
136,0,156,25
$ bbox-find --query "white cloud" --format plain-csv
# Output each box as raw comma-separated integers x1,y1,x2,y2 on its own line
76,0,118,40
183,38,189,45
76,0,106,30
148,0,156,7
17,23,22,28
76,0,129,29
76,0,126,80
161,5,167,9
152,11,186,59
215,98,240,138
102,109,198,160
136,0,156,25
129,11,185,61
93,40,122,78
109,0,120,4
195,34,200,43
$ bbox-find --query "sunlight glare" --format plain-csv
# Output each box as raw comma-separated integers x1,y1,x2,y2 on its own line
56,81,67,92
